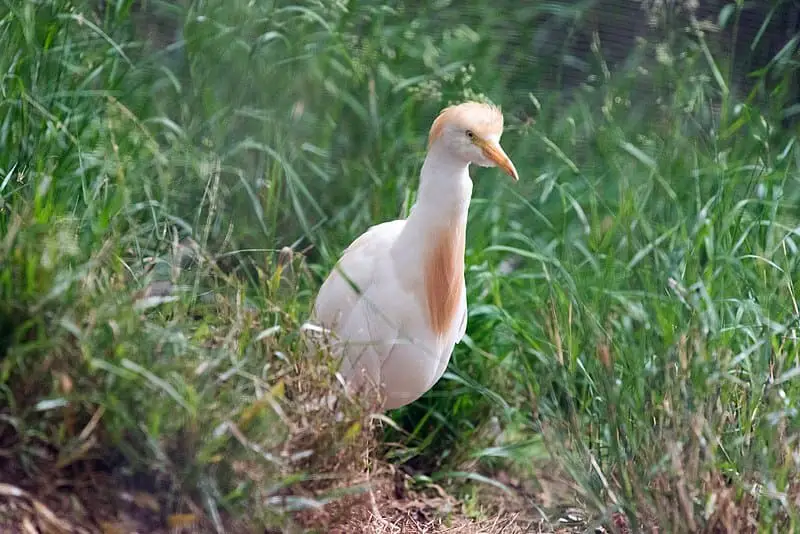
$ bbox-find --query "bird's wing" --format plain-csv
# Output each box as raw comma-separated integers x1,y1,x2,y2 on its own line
311,219,416,396
312,219,406,330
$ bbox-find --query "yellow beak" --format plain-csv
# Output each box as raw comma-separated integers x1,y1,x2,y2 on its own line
479,140,519,181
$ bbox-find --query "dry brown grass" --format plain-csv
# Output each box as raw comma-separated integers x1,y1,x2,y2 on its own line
290,460,583,534
0,458,583,534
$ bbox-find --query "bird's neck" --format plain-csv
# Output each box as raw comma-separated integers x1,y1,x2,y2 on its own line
393,144,471,337
411,143,473,226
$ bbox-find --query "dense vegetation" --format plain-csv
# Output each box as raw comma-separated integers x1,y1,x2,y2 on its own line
1,0,799,531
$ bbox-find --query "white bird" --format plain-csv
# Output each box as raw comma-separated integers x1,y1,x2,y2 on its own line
310,101,519,410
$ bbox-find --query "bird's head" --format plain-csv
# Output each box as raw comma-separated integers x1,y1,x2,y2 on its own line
427,101,519,181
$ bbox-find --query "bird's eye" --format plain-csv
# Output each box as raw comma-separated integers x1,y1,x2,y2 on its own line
465,130,474,139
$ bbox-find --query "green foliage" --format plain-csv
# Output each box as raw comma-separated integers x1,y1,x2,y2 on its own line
1,0,799,530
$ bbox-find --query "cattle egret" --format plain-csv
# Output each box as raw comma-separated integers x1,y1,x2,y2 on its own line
310,101,519,410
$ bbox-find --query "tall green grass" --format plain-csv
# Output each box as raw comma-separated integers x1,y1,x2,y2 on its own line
1,0,799,531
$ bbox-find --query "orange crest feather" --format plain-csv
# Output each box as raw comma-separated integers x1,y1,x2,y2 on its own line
428,101,504,147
